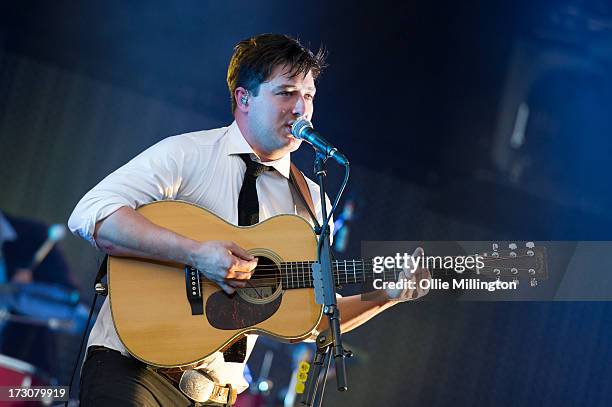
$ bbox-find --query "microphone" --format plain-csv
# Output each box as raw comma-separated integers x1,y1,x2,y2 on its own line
29,224,67,271
291,118,349,165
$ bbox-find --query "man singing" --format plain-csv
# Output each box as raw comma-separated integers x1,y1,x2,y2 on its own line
69,33,429,406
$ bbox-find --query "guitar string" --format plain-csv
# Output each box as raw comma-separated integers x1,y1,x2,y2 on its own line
196,264,539,281
198,266,537,289
198,253,540,280
207,253,538,273
191,251,541,288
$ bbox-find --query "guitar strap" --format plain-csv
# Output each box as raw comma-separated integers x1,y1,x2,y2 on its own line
95,255,108,286
289,162,320,230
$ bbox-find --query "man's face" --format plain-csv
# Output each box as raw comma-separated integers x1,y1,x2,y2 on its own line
243,65,316,161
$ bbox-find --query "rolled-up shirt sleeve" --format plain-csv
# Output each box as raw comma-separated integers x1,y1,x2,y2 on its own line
67,136,188,248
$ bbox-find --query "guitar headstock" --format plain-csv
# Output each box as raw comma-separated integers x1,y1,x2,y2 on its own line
477,241,548,286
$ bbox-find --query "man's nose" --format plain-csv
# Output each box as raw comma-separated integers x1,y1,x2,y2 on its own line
292,94,308,118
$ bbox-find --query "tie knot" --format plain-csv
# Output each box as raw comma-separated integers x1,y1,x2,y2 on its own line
239,154,271,178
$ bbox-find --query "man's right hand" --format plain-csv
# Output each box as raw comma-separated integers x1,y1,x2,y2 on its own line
191,241,258,294
94,207,257,294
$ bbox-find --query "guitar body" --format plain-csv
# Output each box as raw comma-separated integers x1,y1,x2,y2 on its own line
108,200,322,368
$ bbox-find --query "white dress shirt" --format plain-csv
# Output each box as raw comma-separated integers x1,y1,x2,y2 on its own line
68,121,331,393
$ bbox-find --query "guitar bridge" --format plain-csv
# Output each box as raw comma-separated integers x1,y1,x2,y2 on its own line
185,265,203,315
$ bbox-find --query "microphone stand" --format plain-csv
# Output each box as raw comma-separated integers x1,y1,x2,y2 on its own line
301,151,350,407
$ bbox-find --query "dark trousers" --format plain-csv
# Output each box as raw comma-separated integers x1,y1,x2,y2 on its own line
79,347,217,407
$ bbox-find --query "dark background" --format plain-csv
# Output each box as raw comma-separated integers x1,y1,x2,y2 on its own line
1,1,611,406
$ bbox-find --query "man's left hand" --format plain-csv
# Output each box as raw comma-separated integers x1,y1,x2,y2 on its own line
384,247,430,302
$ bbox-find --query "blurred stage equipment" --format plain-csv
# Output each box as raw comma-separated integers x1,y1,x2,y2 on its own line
29,224,66,271
0,354,54,406
0,282,88,335
492,2,612,214
234,351,273,407
333,199,355,253
284,344,313,407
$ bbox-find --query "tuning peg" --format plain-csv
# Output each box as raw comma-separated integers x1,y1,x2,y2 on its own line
528,269,535,275
492,243,499,251
526,242,535,249
492,252,499,258
527,250,534,257
493,268,501,275
530,277,538,287
509,243,517,250
510,251,517,258
511,268,518,275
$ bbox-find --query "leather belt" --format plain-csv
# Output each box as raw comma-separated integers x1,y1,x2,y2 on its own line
86,347,236,406
86,345,137,363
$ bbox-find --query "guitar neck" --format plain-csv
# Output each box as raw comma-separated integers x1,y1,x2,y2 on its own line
280,260,465,290
279,260,366,290
279,249,546,289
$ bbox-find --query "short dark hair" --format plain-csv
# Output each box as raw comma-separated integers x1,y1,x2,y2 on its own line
227,33,327,112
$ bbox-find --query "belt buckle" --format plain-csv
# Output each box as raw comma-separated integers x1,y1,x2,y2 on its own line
209,383,234,405
178,370,236,405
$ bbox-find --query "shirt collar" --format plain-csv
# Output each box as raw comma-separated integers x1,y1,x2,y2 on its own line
225,121,291,179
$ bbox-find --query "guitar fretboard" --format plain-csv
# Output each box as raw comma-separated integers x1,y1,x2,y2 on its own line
279,260,372,289
277,260,462,289
267,253,542,290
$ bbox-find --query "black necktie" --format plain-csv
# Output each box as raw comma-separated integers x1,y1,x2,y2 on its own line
237,154,270,226
223,154,271,363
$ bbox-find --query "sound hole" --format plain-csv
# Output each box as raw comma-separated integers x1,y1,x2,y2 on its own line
238,255,281,304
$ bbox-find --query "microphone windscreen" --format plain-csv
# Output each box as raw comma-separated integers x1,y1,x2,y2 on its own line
291,117,313,139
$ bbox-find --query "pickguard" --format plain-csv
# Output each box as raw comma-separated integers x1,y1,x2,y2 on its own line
205,291,283,329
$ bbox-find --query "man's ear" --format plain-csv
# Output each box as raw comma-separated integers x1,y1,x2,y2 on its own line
235,87,250,113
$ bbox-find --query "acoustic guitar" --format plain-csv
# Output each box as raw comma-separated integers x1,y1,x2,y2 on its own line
108,200,547,368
